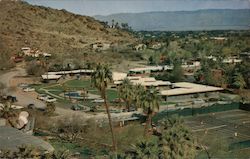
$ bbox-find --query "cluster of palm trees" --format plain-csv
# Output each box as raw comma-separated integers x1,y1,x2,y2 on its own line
112,118,196,159
91,63,161,152
118,78,160,136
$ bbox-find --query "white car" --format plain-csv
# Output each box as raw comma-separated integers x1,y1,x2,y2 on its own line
37,94,49,101
23,87,35,92
91,98,104,103
45,97,57,103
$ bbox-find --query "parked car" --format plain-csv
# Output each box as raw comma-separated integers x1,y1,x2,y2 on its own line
45,97,57,103
71,104,84,111
111,98,124,103
27,103,35,109
192,99,205,105
91,98,104,103
37,94,48,101
6,95,17,102
23,87,35,92
19,83,29,88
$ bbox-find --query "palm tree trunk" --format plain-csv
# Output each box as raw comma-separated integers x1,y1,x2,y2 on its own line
144,108,151,137
102,91,117,152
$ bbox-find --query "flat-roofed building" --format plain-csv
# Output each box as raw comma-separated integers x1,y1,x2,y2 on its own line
41,74,62,83
160,82,224,101
129,65,173,75
113,76,171,89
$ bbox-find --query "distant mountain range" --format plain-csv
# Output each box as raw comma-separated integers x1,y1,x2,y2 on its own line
95,9,250,31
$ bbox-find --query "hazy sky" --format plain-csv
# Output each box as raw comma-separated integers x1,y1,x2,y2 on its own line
25,0,250,16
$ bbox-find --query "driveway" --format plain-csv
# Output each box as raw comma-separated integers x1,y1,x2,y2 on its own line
0,67,46,109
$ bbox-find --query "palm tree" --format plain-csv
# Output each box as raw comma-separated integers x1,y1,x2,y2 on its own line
130,140,160,159
159,117,196,159
142,87,160,136
133,84,145,111
62,83,68,99
0,101,14,119
91,63,117,151
118,78,134,111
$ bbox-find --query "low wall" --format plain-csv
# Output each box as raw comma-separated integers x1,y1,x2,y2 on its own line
153,102,240,122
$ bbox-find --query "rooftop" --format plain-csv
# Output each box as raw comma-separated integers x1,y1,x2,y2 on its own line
160,82,223,96
0,126,54,152
41,74,62,80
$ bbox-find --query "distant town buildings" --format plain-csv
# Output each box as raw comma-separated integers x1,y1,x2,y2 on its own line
21,47,51,58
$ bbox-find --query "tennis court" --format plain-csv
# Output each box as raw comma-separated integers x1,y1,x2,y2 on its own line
184,109,250,157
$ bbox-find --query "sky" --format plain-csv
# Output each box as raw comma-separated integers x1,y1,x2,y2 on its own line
25,0,250,16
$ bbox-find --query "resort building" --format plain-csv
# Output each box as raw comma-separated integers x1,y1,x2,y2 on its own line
160,82,224,101
129,65,173,75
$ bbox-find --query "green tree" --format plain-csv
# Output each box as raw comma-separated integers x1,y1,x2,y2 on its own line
133,84,145,110
159,117,196,159
142,87,160,136
0,101,15,119
169,61,184,82
91,63,117,152
118,78,134,111
232,72,246,89
130,140,160,159
45,102,56,115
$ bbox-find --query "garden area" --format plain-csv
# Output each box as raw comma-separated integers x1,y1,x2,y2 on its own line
32,79,119,109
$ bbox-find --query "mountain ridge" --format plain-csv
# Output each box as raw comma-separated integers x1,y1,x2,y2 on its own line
94,9,250,31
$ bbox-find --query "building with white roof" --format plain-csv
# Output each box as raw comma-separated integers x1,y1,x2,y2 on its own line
160,82,223,101
41,74,62,83
113,75,171,88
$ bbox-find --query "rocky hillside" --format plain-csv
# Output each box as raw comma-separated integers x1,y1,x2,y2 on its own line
0,1,136,55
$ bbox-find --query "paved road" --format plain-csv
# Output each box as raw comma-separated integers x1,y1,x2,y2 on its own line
0,67,46,109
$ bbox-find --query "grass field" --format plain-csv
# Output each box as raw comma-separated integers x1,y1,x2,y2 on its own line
33,79,119,107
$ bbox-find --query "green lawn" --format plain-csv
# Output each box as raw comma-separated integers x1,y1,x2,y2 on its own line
33,79,120,106
65,79,92,89
107,89,118,101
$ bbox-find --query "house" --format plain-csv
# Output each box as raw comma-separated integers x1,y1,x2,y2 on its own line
129,65,173,75
160,82,223,101
21,47,52,58
113,75,171,89
41,74,62,83
46,69,94,76
91,42,111,51
149,43,163,49
210,37,227,40
240,52,250,59
222,57,242,64
21,47,31,56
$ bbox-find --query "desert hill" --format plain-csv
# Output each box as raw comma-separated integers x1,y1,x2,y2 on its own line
0,1,136,55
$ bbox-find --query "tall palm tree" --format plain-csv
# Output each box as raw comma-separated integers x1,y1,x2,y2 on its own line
141,87,160,136
133,84,145,111
159,117,196,159
91,63,117,151
130,140,160,159
118,78,134,111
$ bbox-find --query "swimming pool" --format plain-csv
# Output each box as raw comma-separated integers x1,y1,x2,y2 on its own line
65,92,81,97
